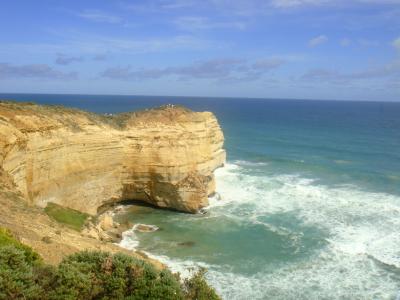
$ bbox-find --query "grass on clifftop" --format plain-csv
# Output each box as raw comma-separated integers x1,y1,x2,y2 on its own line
44,202,89,231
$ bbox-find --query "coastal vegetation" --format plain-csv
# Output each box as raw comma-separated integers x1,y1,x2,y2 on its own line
44,203,90,231
0,227,220,300
0,228,42,265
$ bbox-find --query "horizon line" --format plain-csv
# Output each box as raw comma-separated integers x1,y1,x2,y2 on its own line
0,91,399,104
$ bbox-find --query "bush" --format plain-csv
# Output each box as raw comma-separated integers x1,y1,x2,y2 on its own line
51,251,184,300
183,268,221,300
0,227,41,265
0,246,43,300
0,228,220,299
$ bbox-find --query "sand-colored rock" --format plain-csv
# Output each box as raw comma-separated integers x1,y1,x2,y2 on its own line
98,212,115,231
0,101,225,214
0,188,163,267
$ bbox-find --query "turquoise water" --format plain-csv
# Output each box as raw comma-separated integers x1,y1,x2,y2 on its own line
2,94,400,299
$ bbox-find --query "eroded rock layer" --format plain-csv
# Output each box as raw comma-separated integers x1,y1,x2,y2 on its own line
0,101,225,214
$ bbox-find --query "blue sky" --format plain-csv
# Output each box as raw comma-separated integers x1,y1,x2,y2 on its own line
0,0,399,101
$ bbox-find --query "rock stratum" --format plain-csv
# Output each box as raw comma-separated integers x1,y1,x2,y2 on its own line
0,101,225,215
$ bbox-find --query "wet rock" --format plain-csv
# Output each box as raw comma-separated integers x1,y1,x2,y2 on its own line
134,224,159,233
178,241,195,247
198,208,208,215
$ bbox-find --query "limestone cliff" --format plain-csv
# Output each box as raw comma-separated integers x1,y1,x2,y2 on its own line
0,101,225,214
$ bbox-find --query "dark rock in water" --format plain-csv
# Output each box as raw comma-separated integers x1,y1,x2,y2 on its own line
134,224,159,233
198,208,208,215
178,241,195,247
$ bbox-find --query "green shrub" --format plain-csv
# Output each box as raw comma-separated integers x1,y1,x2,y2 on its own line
0,227,41,265
48,260,94,300
0,230,220,300
183,268,221,300
56,251,184,300
0,246,43,300
44,202,89,231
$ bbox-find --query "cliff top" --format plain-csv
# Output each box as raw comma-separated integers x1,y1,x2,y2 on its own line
0,100,208,132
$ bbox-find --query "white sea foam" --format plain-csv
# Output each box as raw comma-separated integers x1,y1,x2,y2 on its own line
119,162,400,299
113,204,131,214
119,228,139,250
233,160,269,167
206,250,399,300
141,251,213,279
208,162,400,299
118,223,159,250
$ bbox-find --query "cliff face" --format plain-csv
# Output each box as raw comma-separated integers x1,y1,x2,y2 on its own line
0,101,225,214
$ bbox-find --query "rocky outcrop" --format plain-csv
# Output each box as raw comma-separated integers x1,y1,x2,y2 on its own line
0,188,163,267
0,101,225,214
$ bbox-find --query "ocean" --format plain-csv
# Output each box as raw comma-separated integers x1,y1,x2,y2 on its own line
2,93,400,299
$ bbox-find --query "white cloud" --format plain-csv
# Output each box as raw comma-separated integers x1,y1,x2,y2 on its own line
340,38,352,47
357,0,400,4
252,58,286,70
160,0,197,9
77,10,122,24
120,0,196,13
393,37,400,51
174,16,246,31
0,63,77,80
339,38,382,48
302,59,400,83
101,57,285,82
308,35,328,47
271,0,400,8
94,35,217,53
271,0,327,8
55,53,84,65
120,0,400,16
357,38,380,47
0,33,221,57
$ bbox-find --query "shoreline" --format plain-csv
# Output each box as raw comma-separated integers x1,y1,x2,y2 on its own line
83,203,168,270
104,203,198,274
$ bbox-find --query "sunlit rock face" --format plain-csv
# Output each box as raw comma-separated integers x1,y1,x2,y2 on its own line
0,102,225,214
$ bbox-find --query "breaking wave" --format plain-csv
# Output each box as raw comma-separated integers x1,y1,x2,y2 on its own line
120,162,400,299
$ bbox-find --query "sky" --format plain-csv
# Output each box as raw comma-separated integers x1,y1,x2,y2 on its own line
0,0,399,101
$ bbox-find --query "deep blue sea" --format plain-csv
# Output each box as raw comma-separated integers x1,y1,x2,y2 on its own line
2,93,400,299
